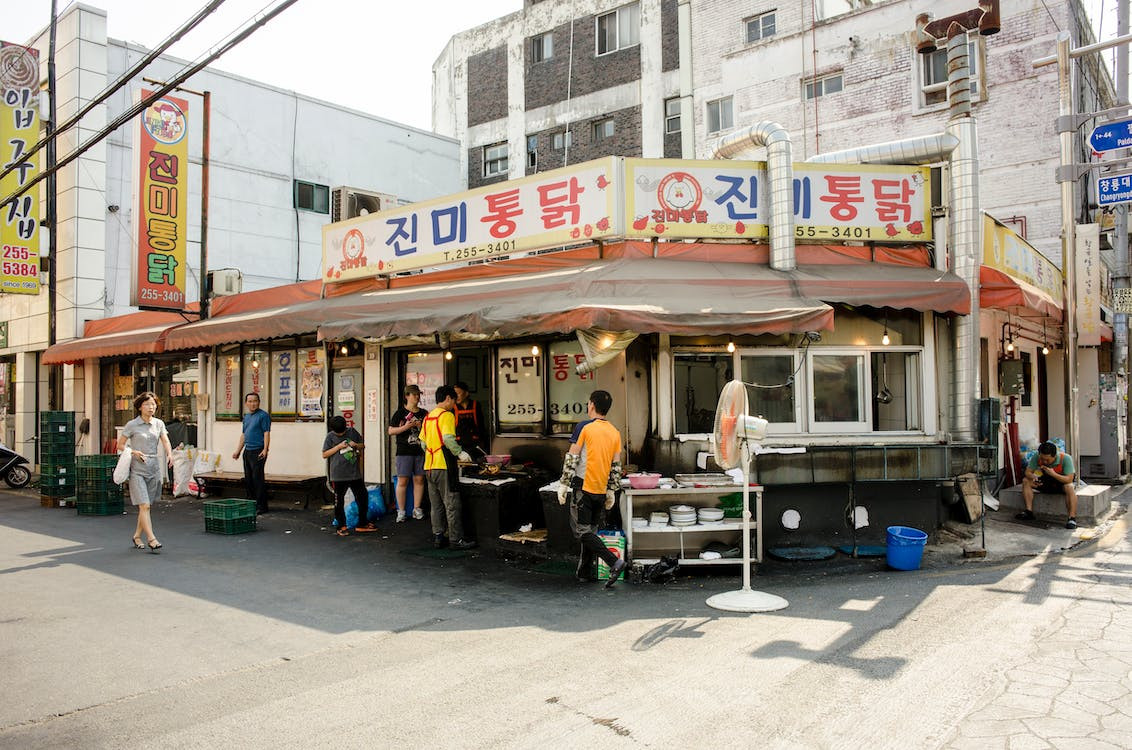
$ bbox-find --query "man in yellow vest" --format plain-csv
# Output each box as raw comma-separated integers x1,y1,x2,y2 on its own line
421,385,476,549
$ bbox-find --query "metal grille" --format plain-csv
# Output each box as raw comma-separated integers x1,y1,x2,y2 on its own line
1114,287,1132,313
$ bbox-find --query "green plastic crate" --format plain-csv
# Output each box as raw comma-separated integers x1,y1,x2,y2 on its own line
77,467,116,483
39,411,75,429
77,454,119,469
77,485,123,502
77,499,124,516
205,515,257,535
204,498,256,520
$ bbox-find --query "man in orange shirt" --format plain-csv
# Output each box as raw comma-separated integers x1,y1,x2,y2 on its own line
421,385,475,550
557,389,626,587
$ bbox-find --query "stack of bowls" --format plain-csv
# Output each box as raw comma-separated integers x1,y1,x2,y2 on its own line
698,507,725,524
669,504,697,526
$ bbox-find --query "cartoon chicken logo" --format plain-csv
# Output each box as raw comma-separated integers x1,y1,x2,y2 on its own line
143,99,187,145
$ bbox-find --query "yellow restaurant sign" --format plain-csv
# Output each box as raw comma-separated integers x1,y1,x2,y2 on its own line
982,214,1063,305
0,42,41,295
323,157,933,283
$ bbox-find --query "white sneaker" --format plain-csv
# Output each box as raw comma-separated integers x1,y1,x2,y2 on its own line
396,510,406,523
412,507,424,520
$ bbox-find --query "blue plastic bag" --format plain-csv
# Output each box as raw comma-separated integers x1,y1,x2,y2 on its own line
334,486,385,527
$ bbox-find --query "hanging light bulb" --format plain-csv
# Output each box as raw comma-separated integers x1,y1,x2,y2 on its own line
445,350,453,361
726,340,736,353
531,344,540,356
881,329,890,346
1042,343,1050,355
1006,339,1015,353
339,343,349,355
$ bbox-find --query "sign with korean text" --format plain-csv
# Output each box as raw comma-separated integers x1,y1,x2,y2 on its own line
547,340,594,424
624,159,932,242
217,354,239,418
0,42,40,295
982,214,1063,305
1088,118,1132,153
323,158,620,281
132,89,189,310
299,347,325,418
1077,223,1102,346
271,350,296,416
1097,170,1132,207
497,344,543,425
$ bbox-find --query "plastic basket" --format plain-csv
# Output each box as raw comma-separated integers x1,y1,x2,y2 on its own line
40,495,75,507
77,454,119,469
77,485,123,502
77,498,124,516
205,515,257,535
77,466,116,483
204,498,256,520
39,411,75,429
719,491,744,518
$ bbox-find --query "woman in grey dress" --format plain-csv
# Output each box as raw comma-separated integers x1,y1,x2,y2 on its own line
118,392,174,552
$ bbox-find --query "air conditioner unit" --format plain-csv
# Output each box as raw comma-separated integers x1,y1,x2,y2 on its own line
207,268,243,298
330,186,397,222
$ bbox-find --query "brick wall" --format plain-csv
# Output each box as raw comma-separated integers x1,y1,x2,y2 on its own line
660,0,678,72
524,104,642,174
525,12,641,110
467,46,508,127
467,143,510,189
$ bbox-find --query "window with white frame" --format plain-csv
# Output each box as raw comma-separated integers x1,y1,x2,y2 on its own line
872,350,922,431
483,142,508,178
740,353,800,432
745,11,776,43
596,2,640,55
526,135,538,170
664,97,681,134
592,118,615,141
674,353,732,434
804,74,843,100
531,32,553,63
706,96,733,134
815,0,869,21
919,34,983,107
552,130,573,150
808,351,869,432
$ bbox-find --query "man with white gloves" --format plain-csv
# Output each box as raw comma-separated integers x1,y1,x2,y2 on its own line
558,389,625,587
421,384,476,550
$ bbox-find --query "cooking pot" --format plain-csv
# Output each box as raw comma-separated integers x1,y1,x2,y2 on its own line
627,472,661,489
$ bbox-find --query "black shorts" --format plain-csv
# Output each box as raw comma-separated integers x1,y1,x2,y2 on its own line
1031,475,1066,494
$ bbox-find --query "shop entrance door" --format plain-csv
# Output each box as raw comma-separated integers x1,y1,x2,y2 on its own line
447,347,493,448
331,362,363,431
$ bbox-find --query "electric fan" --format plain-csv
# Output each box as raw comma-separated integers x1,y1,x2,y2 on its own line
706,380,789,613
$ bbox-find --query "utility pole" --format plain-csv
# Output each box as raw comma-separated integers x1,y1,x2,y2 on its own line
46,0,58,408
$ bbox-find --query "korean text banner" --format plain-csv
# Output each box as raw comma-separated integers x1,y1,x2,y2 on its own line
0,42,41,296
132,89,189,311
1076,223,1102,347
625,159,932,242
322,157,621,281
982,214,1063,305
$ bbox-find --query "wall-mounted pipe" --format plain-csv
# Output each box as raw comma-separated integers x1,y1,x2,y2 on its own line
806,133,959,165
712,121,794,270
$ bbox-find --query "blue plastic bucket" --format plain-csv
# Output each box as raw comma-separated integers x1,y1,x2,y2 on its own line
886,525,928,570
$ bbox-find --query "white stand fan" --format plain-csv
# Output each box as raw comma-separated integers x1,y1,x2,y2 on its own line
705,380,789,613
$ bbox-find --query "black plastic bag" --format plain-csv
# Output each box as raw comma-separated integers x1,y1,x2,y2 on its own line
643,555,679,584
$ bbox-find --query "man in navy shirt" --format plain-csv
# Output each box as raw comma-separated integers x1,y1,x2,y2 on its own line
233,392,271,514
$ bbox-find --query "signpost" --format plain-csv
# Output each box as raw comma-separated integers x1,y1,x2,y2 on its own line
1089,117,1132,153
1098,169,1132,206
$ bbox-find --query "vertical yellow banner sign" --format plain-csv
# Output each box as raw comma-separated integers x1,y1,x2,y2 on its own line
0,42,40,295
132,89,189,310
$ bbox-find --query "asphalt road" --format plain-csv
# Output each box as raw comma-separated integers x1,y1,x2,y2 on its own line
1,489,1129,749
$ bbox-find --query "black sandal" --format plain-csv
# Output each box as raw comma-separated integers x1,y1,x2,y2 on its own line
131,537,145,550
147,539,163,553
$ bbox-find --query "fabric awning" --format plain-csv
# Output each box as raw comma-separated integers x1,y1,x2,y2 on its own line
979,266,1062,320
42,322,181,365
314,257,968,342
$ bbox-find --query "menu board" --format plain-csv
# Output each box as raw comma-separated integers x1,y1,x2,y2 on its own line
299,348,325,418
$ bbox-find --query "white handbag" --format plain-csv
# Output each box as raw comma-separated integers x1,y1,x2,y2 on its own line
113,444,132,484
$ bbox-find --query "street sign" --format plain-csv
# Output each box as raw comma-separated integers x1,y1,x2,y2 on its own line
1097,170,1132,206
1089,118,1132,153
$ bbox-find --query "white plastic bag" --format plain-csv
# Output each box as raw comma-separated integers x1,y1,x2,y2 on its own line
113,445,132,485
171,448,193,497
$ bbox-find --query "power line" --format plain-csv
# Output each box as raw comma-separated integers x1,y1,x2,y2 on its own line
0,0,228,186
0,0,301,209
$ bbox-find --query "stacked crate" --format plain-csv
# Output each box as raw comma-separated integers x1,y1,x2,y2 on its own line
76,454,123,515
203,498,257,534
39,411,76,507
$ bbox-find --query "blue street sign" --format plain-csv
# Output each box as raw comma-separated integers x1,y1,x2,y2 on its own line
1098,170,1132,206
1089,118,1132,153
1095,169,1132,205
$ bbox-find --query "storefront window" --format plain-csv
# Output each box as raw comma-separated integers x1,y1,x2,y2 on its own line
216,338,324,420
406,352,445,411
497,344,543,433
674,353,732,434
740,353,799,431
872,351,922,431
810,352,868,431
548,340,595,433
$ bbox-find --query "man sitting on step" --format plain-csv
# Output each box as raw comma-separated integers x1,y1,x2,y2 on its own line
1016,440,1078,530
